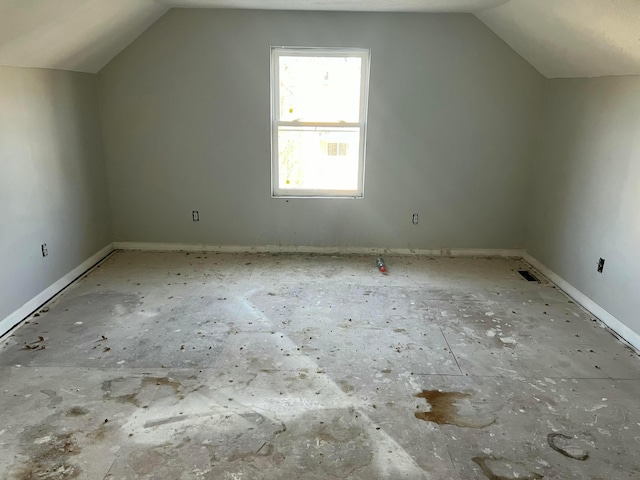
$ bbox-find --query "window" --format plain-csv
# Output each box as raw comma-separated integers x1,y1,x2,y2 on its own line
326,142,349,156
270,47,370,198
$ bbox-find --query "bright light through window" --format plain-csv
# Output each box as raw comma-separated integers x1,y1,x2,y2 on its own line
271,47,370,198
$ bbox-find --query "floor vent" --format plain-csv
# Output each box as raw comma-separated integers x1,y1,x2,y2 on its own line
518,270,538,282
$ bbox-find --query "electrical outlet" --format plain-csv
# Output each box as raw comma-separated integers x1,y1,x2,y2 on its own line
41,244,48,257
412,213,419,225
192,210,199,222
597,258,605,273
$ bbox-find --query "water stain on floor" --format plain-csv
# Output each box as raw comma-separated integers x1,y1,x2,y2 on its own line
65,406,89,417
101,376,182,406
12,430,81,480
40,389,63,409
472,456,543,480
414,390,496,428
337,379,355,393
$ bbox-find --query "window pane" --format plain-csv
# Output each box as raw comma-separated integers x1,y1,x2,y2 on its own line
279,56,362,123
278,126,360,191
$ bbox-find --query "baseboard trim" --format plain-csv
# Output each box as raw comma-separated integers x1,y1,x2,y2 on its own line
4,243,637,354
0,243,115,339
524,253,640,353
113,242,525,258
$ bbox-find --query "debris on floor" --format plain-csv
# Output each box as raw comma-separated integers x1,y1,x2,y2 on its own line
1,252,639,479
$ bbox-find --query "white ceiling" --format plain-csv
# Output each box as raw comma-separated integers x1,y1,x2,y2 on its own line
0,0,167,73
0,0,638,77
156,0,509,12
477,0,640,78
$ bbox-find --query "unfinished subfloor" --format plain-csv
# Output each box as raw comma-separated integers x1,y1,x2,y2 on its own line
1,251,640,479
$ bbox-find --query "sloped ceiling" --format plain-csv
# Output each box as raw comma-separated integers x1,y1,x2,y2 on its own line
0,0,168,73
477,0,640,78
0,0,638,77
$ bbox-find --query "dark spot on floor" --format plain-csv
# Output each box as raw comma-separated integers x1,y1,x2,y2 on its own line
101,375,182,406
65,406,89,417
472,456,543,480
547,433,589,461
40,389,63,409
337,379,354,393
87,423,112,441
12,430,81,479
415,390,496,428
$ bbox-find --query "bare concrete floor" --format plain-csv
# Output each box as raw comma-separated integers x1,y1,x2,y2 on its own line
1,251,640,479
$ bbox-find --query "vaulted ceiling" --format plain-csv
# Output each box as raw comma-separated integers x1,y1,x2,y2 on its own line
477,0,640,78
0,0,638,78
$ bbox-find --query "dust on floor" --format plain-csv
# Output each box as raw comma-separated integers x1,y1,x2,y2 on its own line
1,251,639,479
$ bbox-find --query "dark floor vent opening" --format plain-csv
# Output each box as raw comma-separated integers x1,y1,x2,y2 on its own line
518,270,538,282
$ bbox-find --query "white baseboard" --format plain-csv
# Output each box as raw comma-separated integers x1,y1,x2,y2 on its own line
0,243,115,338
524,253,640,353
4,242,637,355
113,242,524,258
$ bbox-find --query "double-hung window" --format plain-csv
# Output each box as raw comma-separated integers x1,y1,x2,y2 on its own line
270,47,370,198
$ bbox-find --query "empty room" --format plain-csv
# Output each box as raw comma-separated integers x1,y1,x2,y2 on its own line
1,0,640,478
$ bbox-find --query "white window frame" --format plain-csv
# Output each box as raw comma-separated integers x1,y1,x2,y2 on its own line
270,47,370,198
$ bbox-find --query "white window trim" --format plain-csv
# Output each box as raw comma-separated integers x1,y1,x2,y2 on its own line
270,46,370,198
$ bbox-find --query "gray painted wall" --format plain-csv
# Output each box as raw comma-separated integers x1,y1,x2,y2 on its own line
0,66,112,322
526,76,640,336
98,9,544,249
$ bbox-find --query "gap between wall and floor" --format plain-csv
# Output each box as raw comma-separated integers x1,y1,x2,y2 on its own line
2,242,639,355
